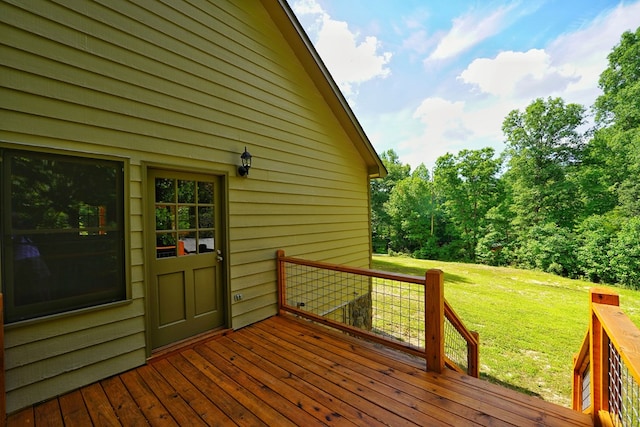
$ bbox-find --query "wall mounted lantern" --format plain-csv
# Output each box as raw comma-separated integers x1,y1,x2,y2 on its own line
238,146,252,177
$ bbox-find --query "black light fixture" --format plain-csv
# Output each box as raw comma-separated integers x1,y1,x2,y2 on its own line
238,146,252,177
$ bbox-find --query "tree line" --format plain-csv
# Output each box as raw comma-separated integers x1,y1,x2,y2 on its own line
371,28,640,290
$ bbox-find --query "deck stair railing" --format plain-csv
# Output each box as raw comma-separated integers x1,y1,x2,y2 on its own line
572,288,640,427
276,250,479,377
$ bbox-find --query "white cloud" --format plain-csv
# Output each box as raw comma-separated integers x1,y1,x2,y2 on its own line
413,98,471,139
410,2,640,171
402,29,431,55
459,49,579,99
396,97,513,169
292,0,392,98
291,0,323,15
546,1,640,106
427,4,517,61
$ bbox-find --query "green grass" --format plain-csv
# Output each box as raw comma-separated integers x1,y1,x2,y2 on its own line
372,255,640,408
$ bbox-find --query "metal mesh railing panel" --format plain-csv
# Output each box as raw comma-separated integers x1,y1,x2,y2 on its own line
284,263,371,326
444,316,469,372
284,261,426,347
372,277,425,348
609,341,640,427
281,258,476,376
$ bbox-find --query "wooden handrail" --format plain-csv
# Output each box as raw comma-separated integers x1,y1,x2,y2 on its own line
592,303,640,381
276,250,479,377
445,299,480,377
572,288,640,425
277,251,426,284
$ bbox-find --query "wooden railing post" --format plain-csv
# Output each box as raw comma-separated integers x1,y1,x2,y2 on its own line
276,250,286,314
469,331,480,378
425,269,444,373
590,288,619,418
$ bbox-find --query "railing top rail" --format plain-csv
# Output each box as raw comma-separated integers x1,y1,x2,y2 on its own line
278,253,427,285
592,301,640,383
444,299,479,347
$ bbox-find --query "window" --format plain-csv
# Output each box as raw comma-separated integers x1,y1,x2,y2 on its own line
154,178,215,258
1,149,126,323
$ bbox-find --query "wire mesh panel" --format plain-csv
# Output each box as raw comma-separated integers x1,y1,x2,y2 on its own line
284,262,373,328
372,277,425,348
445,316,469,372
283,260,425,346
582,364,591,412
285,261,429,345
277,252,479,376
609,341,640,427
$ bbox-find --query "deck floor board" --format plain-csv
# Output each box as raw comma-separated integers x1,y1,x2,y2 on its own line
6,314,593,426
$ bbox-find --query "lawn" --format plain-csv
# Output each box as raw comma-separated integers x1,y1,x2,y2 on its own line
372,255,640,408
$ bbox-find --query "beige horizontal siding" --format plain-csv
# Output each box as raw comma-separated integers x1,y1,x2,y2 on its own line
0,0,375,412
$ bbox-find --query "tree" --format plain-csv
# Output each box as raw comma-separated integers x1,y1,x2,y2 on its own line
609,217,640,290
515,223,578,277
595,27,640,131
575,214,618,283
475,196,515,266
370,149,410,252
502,97,585,231
384,164,433,256
434,148,502,262
593,27,640,219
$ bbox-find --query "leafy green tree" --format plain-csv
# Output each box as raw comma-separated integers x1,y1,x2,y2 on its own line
475,201,515,266
384,164,433,256
575,214,618,283
515,223,579,277
609,217,640,289
595,27,640,130
370,149,410,252
593,27,640,219
573,132,619,220
502,97,585,231
434,148,502,262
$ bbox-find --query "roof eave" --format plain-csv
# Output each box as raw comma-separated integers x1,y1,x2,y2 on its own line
260,0,387,179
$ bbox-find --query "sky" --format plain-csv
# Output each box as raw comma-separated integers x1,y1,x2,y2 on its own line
290,0,640,171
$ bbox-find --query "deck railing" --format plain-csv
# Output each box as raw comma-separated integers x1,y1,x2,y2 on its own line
572,288,640,427
276,250,479,377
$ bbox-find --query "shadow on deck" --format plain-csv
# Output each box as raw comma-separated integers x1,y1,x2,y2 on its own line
7,314,592,426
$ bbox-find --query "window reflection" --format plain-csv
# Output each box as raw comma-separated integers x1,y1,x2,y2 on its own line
155,178,215,258
3,150,125,323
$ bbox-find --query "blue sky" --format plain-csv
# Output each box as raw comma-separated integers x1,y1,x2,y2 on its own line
291,0,640,170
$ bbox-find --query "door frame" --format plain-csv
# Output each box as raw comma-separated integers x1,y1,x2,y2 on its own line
142,163,231,356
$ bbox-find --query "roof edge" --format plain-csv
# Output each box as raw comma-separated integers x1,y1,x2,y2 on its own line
260,0,387,178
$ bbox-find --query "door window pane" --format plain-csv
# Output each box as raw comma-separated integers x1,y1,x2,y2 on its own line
178,180,195,203
179,231,196,255
155,178,175,203
155,177,215,258
155,205,175,230
198,181,213,203
198,230,215,253
198,206,214,228
156,233,177,258
178,206,196,229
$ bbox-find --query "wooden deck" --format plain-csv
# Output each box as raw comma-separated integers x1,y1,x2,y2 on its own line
7,314,592,426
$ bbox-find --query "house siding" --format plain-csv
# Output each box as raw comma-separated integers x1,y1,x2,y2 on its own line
1,0,375,413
